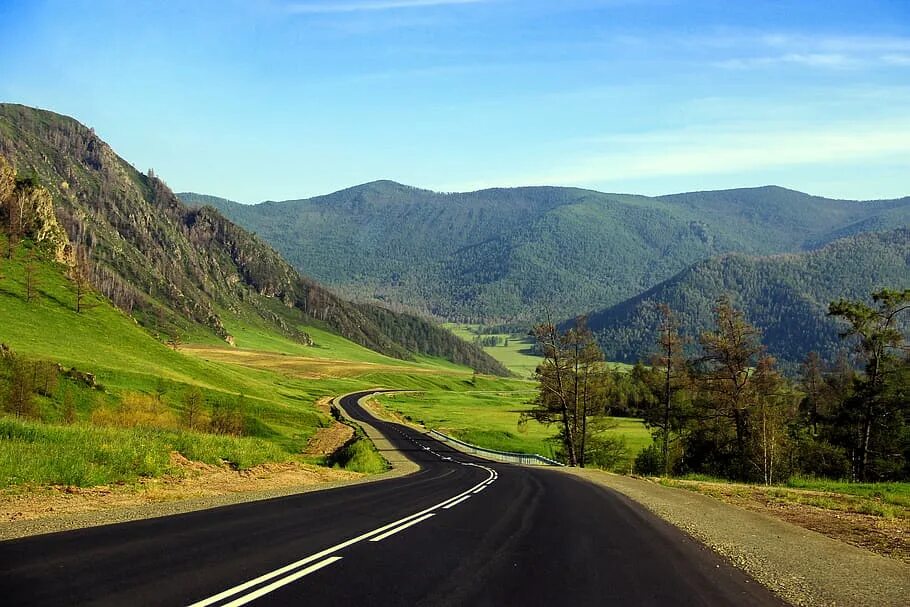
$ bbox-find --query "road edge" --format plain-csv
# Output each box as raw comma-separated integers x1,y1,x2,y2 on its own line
561,467,910,607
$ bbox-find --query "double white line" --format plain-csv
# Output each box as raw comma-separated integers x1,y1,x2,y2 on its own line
188,463,496,607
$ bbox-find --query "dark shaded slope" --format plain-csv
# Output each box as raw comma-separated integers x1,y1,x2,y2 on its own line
582,229,910,367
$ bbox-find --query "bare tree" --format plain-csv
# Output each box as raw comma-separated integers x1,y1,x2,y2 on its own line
181,387,206,430
68,247,96,313
651,304,688,477
23,248,39,303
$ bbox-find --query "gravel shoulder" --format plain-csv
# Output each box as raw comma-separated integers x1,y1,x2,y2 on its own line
565,468,910,607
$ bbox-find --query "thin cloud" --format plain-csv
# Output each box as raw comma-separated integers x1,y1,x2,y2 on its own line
716,53,858,70
446,121,910,192
285,0,488,14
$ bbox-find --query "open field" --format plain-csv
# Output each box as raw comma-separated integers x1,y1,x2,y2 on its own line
444,324,542,378
373,390,652,468
444,323,635,378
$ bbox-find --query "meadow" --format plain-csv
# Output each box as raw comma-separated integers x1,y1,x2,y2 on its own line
373,390,651,469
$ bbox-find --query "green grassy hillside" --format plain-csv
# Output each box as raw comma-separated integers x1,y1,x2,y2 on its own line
0,104,507,376
180,183,910,323
0,236,528,488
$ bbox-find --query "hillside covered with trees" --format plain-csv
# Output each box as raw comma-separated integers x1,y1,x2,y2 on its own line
181,182,910,323
582,229,910,368
0,104,507,376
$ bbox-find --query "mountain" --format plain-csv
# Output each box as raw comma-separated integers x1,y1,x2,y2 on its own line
0,104,508,376
180,183,910,323
580,229,910,367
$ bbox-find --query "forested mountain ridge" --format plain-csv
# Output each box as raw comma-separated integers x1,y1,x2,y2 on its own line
581,228,910,367
180,183,910,323
0,104,508,375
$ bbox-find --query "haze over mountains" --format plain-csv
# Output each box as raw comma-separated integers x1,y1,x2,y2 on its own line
0,104,508,376
181,183,910,325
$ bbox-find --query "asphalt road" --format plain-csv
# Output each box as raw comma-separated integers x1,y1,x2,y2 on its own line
0,391,786,606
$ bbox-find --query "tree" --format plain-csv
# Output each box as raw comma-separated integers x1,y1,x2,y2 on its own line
68,248,96,313
181,387,206,430
167,331,183,350
799,351,826,435
649,304,688,476
693,296,766,480
62,386,77,424
23,248,39,303
750,355,791,485
211,394,244,435
3,357,38,418
527,317,606,467
829,288,910,480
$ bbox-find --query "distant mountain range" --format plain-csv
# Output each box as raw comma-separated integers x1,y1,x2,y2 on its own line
581,229,909,367
0,104,508,376
180,182,910,325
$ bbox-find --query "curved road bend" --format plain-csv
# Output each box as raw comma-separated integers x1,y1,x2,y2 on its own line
0,390,785,606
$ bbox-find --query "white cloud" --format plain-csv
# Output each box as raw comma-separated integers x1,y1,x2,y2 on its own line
643,31,910,71
285,0,488,13
445,120,910,192
716,53,858,70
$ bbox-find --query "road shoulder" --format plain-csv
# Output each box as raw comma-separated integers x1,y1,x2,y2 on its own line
565,468,909,607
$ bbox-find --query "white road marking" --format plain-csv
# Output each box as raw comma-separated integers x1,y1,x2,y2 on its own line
220,557,342,607
187,462,495,607
442,494,472,509
472,486,486,494
369,513,436,542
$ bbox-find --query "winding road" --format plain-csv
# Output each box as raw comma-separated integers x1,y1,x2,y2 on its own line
0,391,785,606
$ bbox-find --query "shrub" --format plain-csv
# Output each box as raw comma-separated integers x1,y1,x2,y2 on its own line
91,392,178,429
634,444,664,476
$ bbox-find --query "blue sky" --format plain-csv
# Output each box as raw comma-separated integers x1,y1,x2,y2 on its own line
1,0,908,202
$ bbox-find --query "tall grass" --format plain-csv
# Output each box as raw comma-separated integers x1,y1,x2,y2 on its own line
0,418,288,488
331,437,388,474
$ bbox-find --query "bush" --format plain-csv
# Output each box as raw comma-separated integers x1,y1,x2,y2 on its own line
330,437,388,474
586,434,628,471
91,392,178,429
633,444,664,476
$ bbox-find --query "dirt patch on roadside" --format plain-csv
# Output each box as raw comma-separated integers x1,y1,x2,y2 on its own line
0,452,361,526
313,396,334,415
304,422,355,457
663,479,909,564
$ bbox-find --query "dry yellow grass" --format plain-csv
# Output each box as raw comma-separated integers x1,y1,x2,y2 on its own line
181,345,460,379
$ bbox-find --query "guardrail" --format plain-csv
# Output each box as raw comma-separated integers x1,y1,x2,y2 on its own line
428,430,564,466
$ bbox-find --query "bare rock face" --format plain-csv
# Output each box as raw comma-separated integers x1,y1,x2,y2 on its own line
0,155,71,263
28,186,71,263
